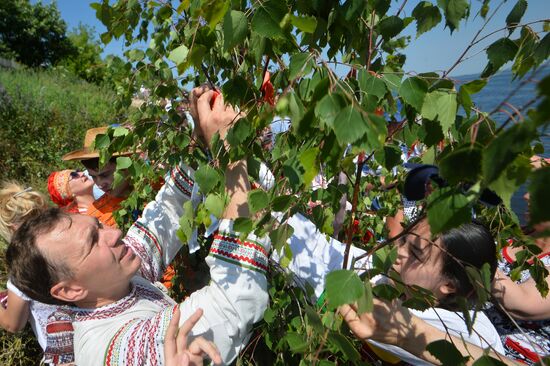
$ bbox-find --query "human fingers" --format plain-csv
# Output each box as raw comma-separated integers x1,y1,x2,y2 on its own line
196,90,216,123
165,307,181,357
339,304,373,340
178,308,203,343
188,337,222,365
191,85,211,102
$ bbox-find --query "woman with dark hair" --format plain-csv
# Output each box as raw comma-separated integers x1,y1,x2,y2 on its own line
274,212,504,364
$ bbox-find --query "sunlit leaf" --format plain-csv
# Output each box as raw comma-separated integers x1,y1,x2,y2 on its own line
248,189,269,214
325,270,364,309
399,77,428,111
194,165,221,194
421,90,458,131
168,44,189,65
290,14,317,33
223,10,247,51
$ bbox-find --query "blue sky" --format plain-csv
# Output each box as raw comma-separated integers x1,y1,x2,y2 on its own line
48,0,548,77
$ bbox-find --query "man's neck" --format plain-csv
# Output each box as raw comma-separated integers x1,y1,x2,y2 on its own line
74,284,132,309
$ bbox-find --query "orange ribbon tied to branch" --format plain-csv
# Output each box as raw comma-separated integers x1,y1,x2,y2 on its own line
261,71,275,106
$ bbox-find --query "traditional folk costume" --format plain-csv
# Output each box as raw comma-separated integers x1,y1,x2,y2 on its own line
45,163,270,366
272,213,504,365
484,247,550,365
5,280,57,351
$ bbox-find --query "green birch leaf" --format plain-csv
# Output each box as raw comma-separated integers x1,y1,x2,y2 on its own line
113,127,129,137
233,217,253,233
168,44,189,65
378,16,405,41
427,187,473,235
299,147,320,186
128,49,145,61
325,270,364,309
421,90,458,131
205,193,225,218
251,0,287,39
290,14,317,33
269,223,294,253
195,165,221,194
482,123,535,183
177,200,194,244
399,77,428,110
358,70,387,99
534,33,550,65
285,332,308,353
426,340,469,365
201,0,229,29
223,10,247,51
381,72,403,92
462,79,487,94
437,0,469,33
481,38,518,77
505,0,527,33
488,156,530,217
116,156,132,170
289,52,313,80
417,119,444,147
412,1,442,37
248,189,269,214
439,144,482,185
357,281,374,314
272,195,294,212
315,93,348,128
332,106,369,145
528,167,550,225
327,331,361,361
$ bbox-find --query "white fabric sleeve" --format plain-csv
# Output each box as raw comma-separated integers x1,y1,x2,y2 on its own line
271,212,371,300
177,219,270,364
123,163,195,282
6,279,30,302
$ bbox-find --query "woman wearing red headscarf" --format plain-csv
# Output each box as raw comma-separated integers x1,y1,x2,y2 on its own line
47,170,95,214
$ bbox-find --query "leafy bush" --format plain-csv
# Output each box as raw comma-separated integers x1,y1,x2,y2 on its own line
0,68,117,190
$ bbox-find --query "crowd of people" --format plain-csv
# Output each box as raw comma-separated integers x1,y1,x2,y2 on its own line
0,86,548,365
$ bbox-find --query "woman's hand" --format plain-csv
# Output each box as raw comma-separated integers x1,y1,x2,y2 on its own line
164,307,222,366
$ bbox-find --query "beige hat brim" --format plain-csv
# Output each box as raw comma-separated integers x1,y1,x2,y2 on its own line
62,149,133,161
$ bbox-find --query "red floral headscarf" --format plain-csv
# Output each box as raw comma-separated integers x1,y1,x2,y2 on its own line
47,170,74,208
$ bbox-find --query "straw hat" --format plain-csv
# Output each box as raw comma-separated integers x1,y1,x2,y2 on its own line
62,127,133,161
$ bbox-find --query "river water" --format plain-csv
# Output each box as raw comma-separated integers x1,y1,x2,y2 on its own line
458,65,550,223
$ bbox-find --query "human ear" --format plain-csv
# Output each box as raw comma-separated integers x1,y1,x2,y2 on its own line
438,280,456,296
50,281,88,303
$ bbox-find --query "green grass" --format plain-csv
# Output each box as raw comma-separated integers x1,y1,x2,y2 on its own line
0,67,117,190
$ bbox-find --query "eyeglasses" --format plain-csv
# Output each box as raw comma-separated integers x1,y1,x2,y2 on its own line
69,171,82,180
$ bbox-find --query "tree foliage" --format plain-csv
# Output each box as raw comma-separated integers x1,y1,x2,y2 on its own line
57,24,108,84
91,0,549,363
0,0,75,67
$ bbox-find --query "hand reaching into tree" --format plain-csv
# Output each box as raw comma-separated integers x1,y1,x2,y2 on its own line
189,86,239,146
164,307,222,366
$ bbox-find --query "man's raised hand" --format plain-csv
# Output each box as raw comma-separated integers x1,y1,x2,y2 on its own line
164,307,222,366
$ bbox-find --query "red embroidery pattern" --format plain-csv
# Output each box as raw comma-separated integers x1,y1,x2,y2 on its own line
210,232,269,274
171,166,194,197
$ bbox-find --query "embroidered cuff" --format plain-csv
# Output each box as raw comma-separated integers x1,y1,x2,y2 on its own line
209,219,270,275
